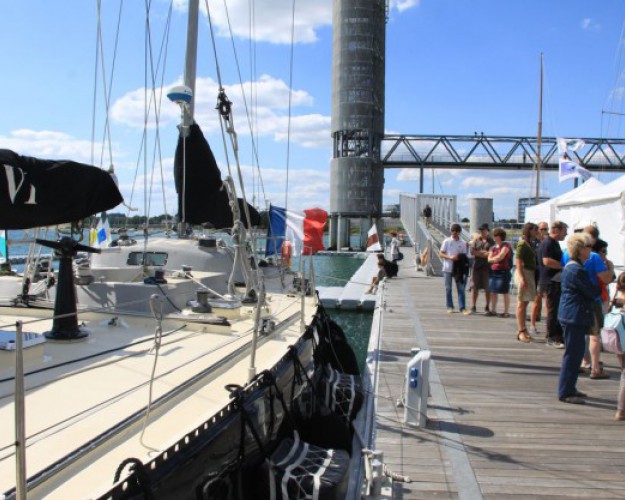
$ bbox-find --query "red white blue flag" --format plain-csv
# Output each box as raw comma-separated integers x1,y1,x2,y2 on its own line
266,205,328,257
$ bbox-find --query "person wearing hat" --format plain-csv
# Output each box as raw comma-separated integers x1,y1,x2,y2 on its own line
469,223,494,314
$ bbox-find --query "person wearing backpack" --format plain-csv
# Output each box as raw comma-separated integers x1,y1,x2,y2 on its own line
487,227,513,318
439,223,470,315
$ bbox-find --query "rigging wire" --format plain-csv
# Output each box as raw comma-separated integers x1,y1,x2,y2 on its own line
284,0,297,210
217,0,270,209
602,9,625,140
96,0,125,173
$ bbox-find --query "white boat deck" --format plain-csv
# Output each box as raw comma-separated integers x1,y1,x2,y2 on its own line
0,292,315,499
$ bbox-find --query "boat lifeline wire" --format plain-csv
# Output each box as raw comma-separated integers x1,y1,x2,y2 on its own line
139,294,165,453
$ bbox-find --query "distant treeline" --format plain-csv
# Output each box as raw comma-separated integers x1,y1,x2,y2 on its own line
100,211,274,229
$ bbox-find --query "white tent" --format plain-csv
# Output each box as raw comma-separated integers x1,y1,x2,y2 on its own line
556,174,625,268
524,177,604,224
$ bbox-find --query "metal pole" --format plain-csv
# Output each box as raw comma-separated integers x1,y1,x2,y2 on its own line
535,52,543,204
15,321,27,500
182,0,199,127
248,281,265,381
300,262,306,333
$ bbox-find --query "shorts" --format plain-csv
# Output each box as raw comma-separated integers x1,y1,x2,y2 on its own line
472,266,490,291
489,269,511,294
517,268,537,302
588,301,604,336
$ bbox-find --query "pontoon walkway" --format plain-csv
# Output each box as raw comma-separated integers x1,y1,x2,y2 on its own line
373,246,625,499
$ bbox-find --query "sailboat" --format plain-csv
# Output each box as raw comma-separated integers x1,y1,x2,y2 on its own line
0,2,365,498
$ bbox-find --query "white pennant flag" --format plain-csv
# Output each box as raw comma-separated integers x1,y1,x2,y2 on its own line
366,224,382,252
559,157,592,183
557,138,585,155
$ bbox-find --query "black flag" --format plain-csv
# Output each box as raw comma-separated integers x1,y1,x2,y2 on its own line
0,149,123,230
174,123,259,228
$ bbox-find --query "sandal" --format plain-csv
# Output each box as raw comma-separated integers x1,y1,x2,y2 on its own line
484,311,496,317
499,313,511,318
517,329,531,343
590,371,610,380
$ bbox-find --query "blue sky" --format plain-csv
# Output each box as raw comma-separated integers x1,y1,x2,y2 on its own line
1,0,625,220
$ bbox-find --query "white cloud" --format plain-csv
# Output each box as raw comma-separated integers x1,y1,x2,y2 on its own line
461,175,528,189
173,0,332,44
390,0,420,13
581,18,599,30
110,74,329,149
0,130,110,166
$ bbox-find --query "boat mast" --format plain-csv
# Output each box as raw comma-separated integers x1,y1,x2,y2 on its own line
535,52,543,204
183,0,199,131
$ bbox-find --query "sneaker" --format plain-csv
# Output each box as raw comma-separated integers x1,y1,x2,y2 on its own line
462,309,471,315
470,307,477,314
528,327,538,336
559,396,585,405
547,338,564,349
447,307,454,313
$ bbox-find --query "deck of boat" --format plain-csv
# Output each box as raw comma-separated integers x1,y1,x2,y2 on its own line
0,292,315,499
374,246,625,499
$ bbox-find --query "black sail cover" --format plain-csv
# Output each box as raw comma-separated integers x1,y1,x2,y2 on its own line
174,123,259,229
0,149,123,230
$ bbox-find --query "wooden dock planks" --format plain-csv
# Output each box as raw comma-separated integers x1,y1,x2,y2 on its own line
374,246,625,499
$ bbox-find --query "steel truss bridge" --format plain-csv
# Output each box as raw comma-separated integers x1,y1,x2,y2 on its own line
381,134,625,189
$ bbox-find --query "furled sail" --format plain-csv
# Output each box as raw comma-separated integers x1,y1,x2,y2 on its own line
0,149,123,230
174,123,259,228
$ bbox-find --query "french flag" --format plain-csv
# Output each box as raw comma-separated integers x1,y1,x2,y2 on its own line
266,205,328,257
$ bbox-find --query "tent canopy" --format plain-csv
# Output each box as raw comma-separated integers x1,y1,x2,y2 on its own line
524,177,604,224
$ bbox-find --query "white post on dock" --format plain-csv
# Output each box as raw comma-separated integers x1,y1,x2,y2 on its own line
403,349,431,427
14,321,27,500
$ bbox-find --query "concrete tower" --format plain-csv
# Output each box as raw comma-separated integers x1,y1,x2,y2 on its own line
330,0,386,249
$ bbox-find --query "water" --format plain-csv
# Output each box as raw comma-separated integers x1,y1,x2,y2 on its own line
293,253,373,373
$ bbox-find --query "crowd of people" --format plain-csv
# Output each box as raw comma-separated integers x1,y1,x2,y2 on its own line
439,220,625,417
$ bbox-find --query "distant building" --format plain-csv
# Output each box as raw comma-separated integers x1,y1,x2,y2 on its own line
383,204,400,217
518,197,549,222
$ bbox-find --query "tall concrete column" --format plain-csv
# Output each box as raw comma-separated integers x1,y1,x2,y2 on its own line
328,215,338,249
330,0,386,225
337,216,351,250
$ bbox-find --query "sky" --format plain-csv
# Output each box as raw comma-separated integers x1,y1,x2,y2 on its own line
2,0,625,221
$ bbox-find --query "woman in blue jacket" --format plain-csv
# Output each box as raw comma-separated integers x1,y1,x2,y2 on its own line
558,233,600,404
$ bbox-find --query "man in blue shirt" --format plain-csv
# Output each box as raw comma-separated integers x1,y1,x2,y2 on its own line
561,227,612,379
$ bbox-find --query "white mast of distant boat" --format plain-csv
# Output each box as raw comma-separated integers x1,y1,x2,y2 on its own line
535,52,543,205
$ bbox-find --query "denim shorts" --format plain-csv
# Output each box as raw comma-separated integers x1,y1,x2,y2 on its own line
489,269,511,294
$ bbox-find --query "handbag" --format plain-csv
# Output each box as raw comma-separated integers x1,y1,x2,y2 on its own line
602,293,625,354
396,251,404,261
601,326,623,354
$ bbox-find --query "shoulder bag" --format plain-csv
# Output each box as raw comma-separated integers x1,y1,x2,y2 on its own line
602,290,625,354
